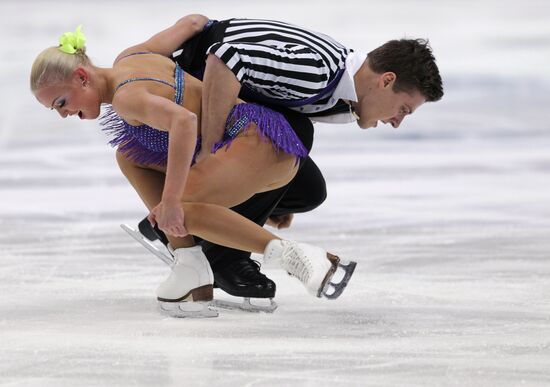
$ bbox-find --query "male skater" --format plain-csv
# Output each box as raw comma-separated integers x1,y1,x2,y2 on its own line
131,14,443,308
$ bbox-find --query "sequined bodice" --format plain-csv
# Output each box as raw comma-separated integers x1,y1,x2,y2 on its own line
100,52,185,165
100,53,308,166
121,121,169,152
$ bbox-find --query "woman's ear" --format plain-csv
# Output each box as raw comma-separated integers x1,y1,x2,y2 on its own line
73,66,89,86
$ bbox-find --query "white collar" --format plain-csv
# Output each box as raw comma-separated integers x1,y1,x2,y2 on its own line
332,51,367,103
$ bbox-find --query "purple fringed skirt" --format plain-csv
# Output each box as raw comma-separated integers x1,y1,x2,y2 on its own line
100,102,308,167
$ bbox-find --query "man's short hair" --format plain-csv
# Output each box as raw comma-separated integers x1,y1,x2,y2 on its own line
367,39,443,102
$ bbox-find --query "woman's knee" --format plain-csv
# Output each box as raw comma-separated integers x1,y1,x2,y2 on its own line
116,150,167,177
115,150,133,175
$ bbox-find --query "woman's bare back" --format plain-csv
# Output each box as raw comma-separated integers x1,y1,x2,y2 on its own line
111,52,204,127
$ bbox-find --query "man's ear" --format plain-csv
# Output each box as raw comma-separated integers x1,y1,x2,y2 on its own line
379,72,396,89
73,67,89,86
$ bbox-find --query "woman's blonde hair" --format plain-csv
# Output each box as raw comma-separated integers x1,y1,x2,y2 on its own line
30,46,91,92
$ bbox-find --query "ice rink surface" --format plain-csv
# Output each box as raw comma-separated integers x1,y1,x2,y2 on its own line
1,1,549,386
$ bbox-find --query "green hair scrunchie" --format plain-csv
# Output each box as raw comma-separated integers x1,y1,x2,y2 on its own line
59,25,86,54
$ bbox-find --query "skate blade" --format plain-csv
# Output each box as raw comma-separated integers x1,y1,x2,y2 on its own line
158,301,218,318
120,224,175,267
211,298,278,313
321,260,357,300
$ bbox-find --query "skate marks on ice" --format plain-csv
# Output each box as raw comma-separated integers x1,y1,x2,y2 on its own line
3,137,550,385
2,172,550,386
3,269,549,387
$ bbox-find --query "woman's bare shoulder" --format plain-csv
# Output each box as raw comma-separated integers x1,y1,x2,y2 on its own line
112,45,153,66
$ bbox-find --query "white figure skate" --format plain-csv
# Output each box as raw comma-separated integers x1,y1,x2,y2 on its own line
264,240,356,299
156,245,218,318
121,223,277,313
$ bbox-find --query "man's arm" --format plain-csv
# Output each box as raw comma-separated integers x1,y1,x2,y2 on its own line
198,54,242,162
115,14,210,62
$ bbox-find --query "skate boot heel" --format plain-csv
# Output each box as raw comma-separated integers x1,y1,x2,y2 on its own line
316,253,340,297
157,284,213,303
190,284,214,301
156,246,218,318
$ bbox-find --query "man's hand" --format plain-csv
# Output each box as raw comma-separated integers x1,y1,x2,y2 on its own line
266,214,294,229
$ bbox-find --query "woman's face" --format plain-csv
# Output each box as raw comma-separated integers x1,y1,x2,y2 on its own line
34,71,101,120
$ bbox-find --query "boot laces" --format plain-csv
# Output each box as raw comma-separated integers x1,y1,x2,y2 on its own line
229,259,267,281
282,242,313,284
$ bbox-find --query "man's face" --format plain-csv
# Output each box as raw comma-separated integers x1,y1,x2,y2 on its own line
353,72,426,129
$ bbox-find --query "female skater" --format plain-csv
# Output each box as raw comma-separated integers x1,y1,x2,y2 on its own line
30,25,355,317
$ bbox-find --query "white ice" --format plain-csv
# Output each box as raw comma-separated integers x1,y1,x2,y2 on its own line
1,1,549,386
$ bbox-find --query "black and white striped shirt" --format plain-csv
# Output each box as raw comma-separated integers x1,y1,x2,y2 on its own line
206,18,352,114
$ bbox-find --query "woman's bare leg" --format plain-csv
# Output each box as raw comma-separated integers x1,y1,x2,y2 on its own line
117,150,279,252
182,202,279,254
116,123,300,252
183,124,300,207
115,151,195,249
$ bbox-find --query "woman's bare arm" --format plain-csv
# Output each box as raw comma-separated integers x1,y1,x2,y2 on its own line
113,87,197,205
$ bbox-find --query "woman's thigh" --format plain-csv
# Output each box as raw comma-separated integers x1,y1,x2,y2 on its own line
184,125,299,207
